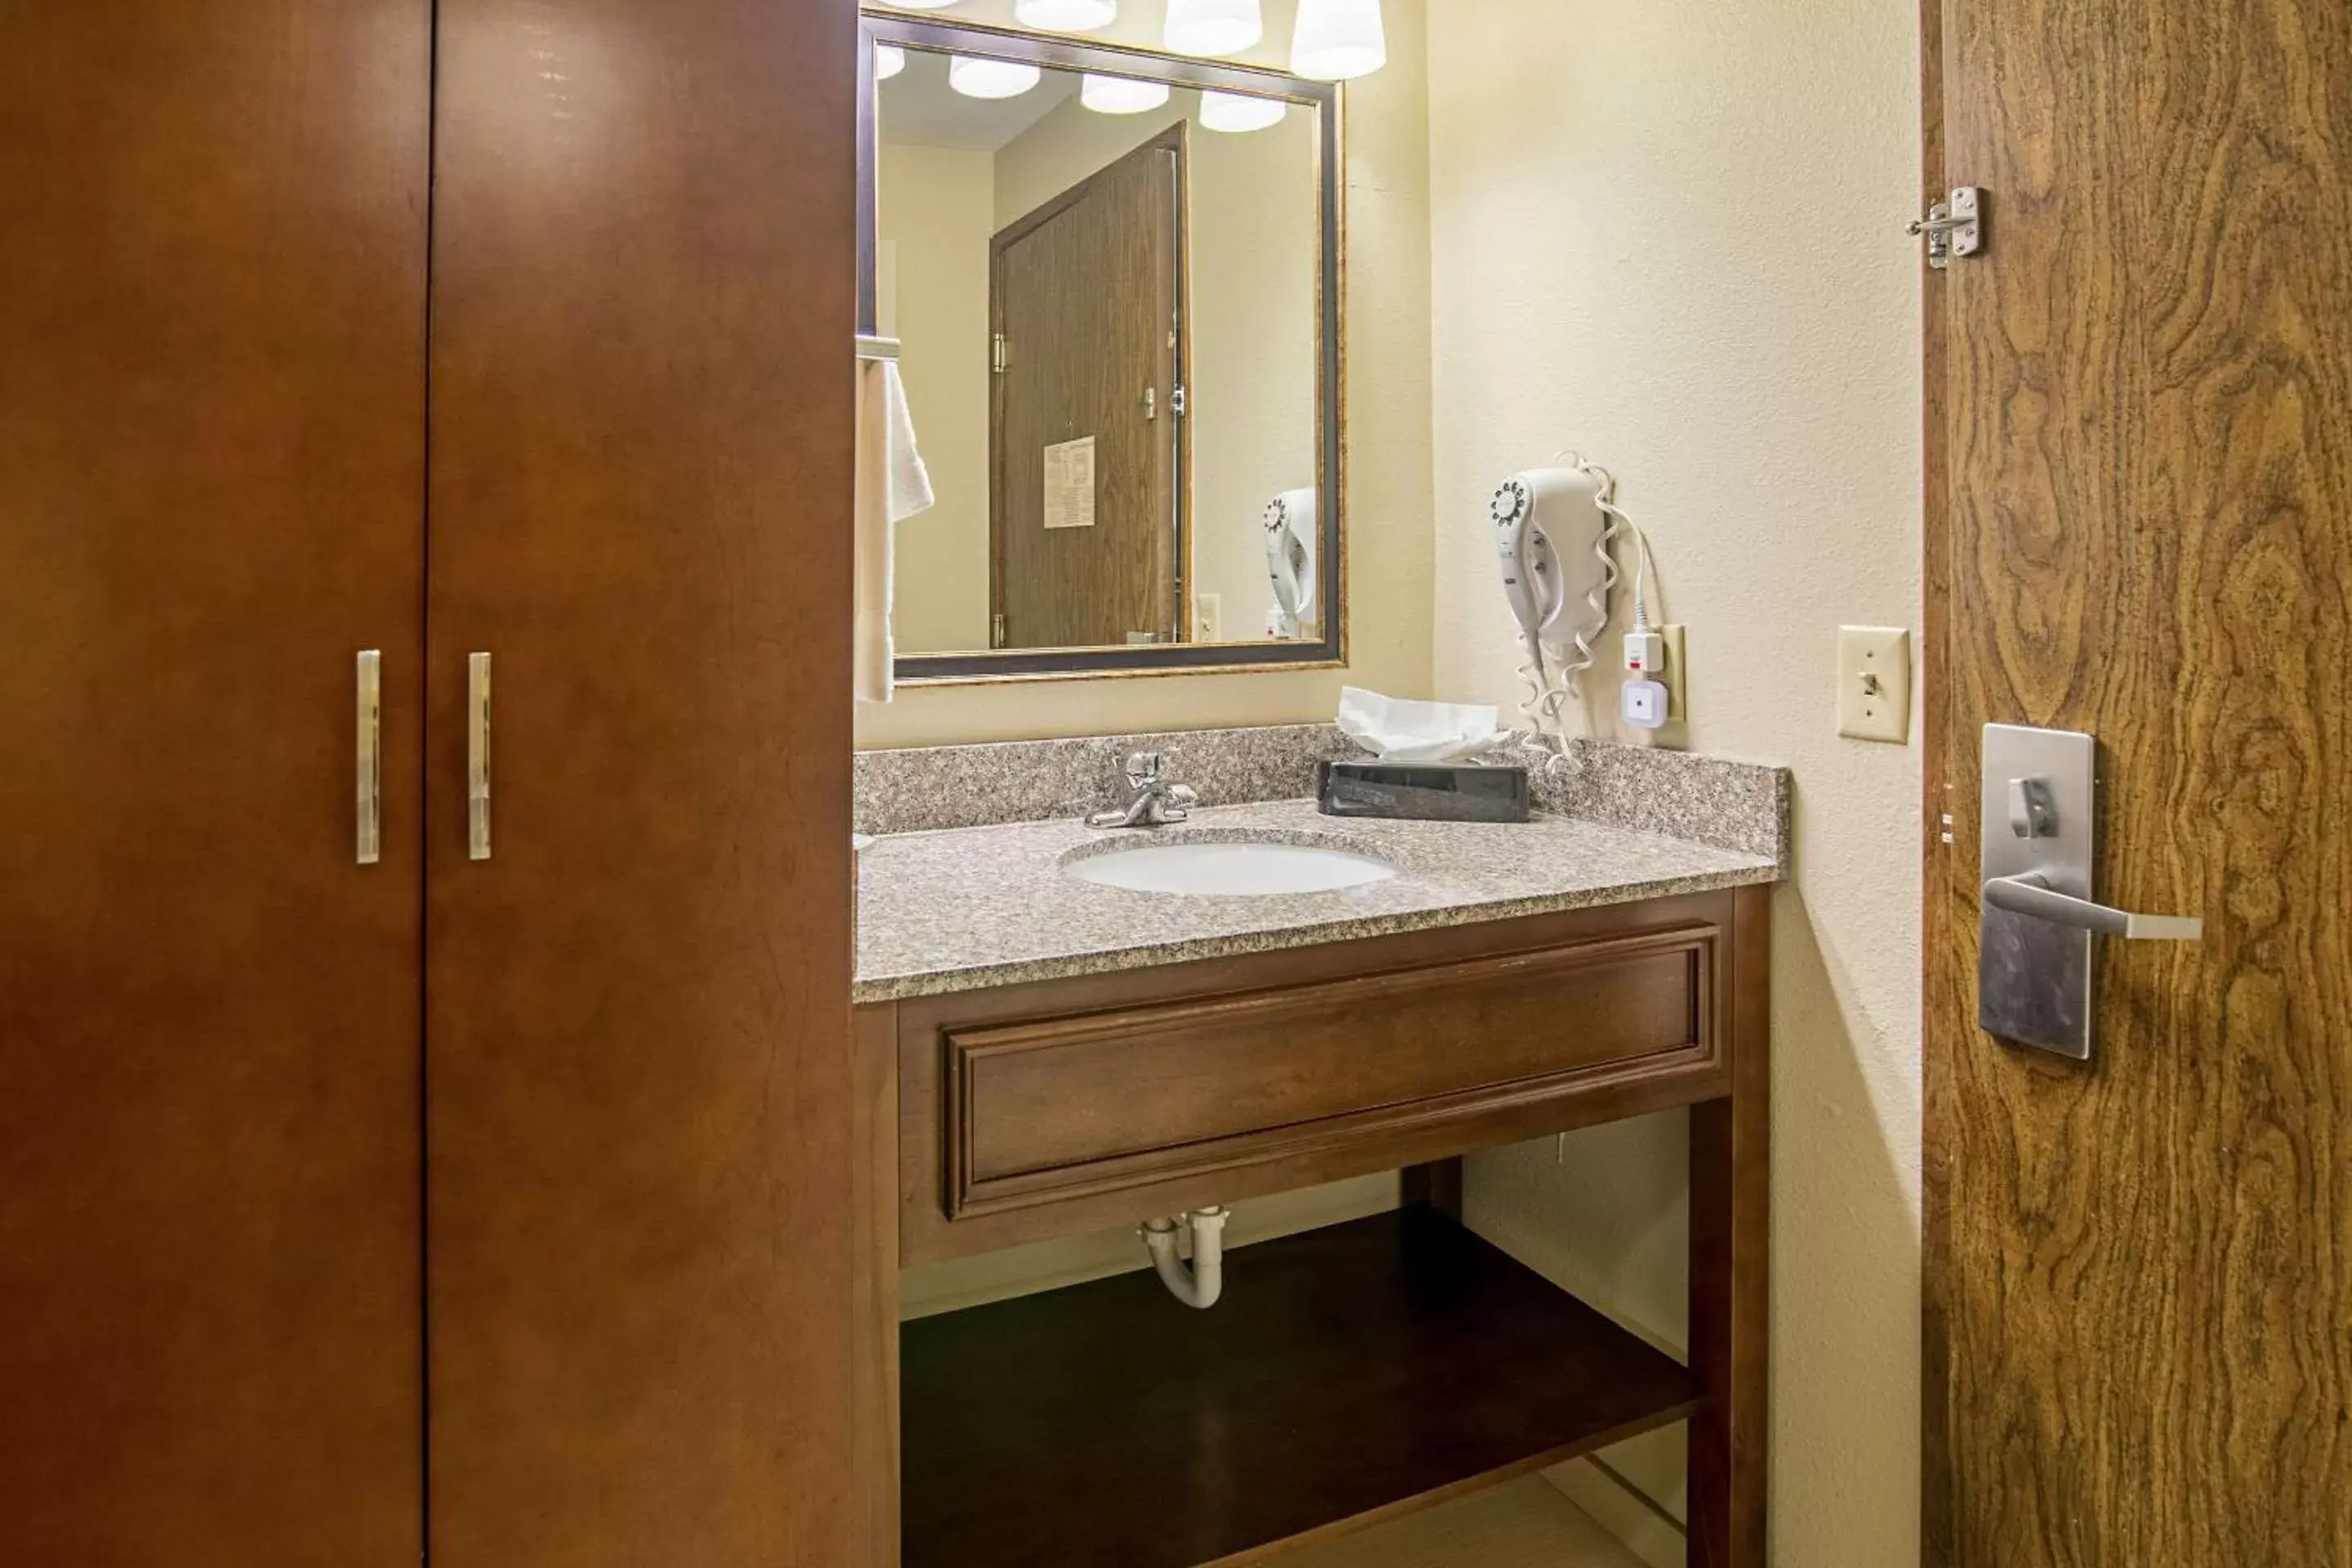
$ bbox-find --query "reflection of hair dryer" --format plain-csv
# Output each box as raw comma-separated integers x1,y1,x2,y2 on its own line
1263,487,1318,639
1490,465,1618,734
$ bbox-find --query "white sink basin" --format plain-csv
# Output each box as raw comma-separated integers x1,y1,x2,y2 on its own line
1063,838,1397,898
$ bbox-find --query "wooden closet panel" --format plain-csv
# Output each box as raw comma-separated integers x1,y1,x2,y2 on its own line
0,4,430,1564
424,1,861,1563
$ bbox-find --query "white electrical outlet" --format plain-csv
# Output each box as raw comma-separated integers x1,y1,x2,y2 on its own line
1192,593,1223,642
1837,626,1911,742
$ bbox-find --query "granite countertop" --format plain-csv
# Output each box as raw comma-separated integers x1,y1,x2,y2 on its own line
853,797,1780,1003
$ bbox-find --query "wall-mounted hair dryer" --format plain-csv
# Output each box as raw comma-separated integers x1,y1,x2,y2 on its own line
1490,464,1619,736
1263,487,1318,639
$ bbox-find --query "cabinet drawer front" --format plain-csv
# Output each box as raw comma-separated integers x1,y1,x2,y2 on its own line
946,924,1717,1216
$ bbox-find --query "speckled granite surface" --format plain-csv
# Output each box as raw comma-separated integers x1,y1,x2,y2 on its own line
1490,737,1793,863
853,724,1357,836
855,724,1790,864
853,798,1780,1002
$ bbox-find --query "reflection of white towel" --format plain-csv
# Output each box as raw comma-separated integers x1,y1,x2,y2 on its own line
854,359,934,704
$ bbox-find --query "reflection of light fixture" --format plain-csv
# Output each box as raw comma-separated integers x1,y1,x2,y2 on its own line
1164,0,1262,57
948,56,1043,98
1081,74,1172,114
1200,91,1287,132
1015,0,1116,29
1290,0,1386,79
874,42,908,80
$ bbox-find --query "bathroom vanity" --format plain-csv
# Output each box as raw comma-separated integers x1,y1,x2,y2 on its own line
850,733,1783,1568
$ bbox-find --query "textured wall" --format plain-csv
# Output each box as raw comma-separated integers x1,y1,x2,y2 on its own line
1425,1,1924,1561
877,143,997,655
854,0,1434,746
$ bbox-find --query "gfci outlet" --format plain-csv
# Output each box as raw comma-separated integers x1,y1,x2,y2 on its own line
1837,626,1911,742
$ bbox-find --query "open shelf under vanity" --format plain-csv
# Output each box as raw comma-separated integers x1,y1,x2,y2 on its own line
856,889,1771,1566
901,1205,1694,1568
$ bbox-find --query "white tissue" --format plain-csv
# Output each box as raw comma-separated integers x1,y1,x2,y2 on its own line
1336,687,1505,764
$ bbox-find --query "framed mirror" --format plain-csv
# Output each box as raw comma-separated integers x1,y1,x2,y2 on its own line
858,10,1343,681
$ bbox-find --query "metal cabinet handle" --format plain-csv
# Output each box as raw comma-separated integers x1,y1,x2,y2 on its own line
467,653,492,862
1981,872,2203,942
356,651,382,866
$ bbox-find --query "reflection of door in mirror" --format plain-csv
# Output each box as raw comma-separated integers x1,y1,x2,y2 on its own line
989,128,1183,650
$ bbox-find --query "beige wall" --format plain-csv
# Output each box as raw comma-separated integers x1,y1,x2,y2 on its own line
877,142,996,655
1427,2,1923,1563
855,0,1433,746
994,91,1323,644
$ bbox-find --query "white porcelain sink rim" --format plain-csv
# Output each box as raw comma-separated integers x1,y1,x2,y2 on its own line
1058,830,1400,898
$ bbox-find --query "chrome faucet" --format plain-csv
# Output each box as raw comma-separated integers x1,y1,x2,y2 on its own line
1087,751,1199,829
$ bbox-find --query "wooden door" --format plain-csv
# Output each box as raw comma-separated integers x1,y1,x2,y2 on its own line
424,0,863,1563
1923,2,2351,1563
991,130,1183,649
0,3,430,1562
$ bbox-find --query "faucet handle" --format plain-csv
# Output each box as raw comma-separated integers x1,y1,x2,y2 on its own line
1123,751,1165,786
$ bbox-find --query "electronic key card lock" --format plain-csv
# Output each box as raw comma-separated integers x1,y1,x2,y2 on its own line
1977,724,2204,1061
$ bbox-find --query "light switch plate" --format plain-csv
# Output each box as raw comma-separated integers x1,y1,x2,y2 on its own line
1838,626,1911,742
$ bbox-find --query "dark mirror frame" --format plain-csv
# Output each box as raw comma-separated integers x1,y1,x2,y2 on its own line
859,8,1346,684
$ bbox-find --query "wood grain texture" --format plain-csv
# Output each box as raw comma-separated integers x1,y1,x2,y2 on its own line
891,893,1744,1263
422,0,861,1562
1926,0,2352,1562
0,4,430,1561
992,128,1183,648
900,1208,1698,1568
1687,883,1771,1568
855,1006,904,1568
947,927,1711,1204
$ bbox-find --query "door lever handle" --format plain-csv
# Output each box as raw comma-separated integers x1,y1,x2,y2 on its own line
1981,872,2203,942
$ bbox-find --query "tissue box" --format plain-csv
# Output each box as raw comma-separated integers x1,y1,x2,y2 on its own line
1316,760,1530,823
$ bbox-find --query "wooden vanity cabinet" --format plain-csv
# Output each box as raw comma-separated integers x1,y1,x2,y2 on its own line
858,884,1771,1568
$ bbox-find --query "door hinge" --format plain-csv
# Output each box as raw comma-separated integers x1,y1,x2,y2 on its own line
1908,186,1984,270
991,612,1006,648
991,334,1009,374
1169,384,1187,417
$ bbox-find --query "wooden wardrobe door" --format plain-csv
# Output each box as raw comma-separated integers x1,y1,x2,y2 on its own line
424,2,861,1563
0,5,430,1565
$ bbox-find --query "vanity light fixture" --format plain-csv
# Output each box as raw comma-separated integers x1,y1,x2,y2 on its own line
948,54,1044,98
1289,0,1386,80
874,42,908,80
1198,90,1287,132
1081,73,1173,114
1014,0,1117,29
879,0,960,8
1163,0,1262,57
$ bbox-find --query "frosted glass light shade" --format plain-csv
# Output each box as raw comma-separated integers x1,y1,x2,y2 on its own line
1290,0,1386,79
1199,91,1288,132
948,56,1043,99
1014,0,1116,29
1081,74,1173,114
1163,0,1262,57
873,43,908,80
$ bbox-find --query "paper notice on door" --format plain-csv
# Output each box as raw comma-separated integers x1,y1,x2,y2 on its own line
1043,437,1097,531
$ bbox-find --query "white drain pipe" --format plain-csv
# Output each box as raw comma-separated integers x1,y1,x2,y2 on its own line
1141,1206,1229,1309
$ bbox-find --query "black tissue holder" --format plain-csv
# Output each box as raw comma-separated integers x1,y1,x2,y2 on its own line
1315,760,1530,823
